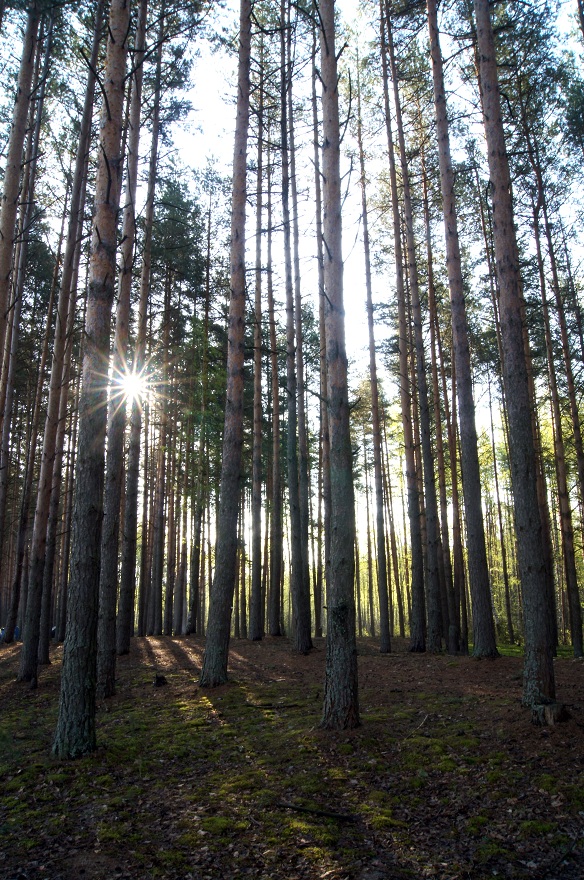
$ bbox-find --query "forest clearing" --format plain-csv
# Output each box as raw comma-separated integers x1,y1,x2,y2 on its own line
1,635,583,880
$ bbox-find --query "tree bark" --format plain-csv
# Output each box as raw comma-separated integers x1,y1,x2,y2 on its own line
97,0,147,696
288,6,312,649
312,11,329,637
53,0,130,758
117,15,163,655
281,0,311,655
18,0,104,682
249,45,264,642
379,0,425,651
385,0,441,652
533,204,582,657
319,0,359,730
0,2,40,362
427,0,497,656
473,0,555,707
266,132,283,638
356,57,390,653
199,0,251,687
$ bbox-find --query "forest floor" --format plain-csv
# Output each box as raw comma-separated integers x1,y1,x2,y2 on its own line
1,635,583,880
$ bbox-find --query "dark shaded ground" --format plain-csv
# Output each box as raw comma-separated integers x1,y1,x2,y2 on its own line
1,635,583,879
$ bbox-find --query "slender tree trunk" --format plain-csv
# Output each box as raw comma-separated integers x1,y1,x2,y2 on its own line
380,1,425,651
319,0,359,730
281,0,311,655
266,136,282,638
0,14,48,567
174,438,188,635
427,0,497,656
149,284,170,636
474,0,556,710
18,0,104,681
187,196,212,635
488,380,514,644
356,59,390,653
533,205,582,657
312,13,330,630
386,0,441,651
364,441,375,638
117,17,163,654
53,0,130,758
288,6,312,646
199,0,251,687
1,185,65,645
98,0,147,696
419,151,457,653
0,2,40,361
164,431,177,636
249,47,264,641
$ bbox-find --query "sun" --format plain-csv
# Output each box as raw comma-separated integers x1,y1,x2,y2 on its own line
117,369,149,406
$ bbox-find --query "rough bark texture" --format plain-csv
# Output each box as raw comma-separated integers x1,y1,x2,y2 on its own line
312,15,329,637
379,1,425,652
117,17,163,655
473,0,555,708
288,11,312,650
266,140,282,638
356,60,390,653
0,3,39,361
52,0,130,758
319,0,359,730
386,1,441,652
199,0,251,688
18,0,103,682
427,0,497,657
97,0,147,697
281,0,312,655
533,209,582,658
249,52,264,642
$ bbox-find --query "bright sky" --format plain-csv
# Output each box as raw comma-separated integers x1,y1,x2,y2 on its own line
182,0,375,380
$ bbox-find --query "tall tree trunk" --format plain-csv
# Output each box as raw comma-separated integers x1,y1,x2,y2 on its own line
319,0,359,730
281,0,311,655
18,0,104,682
53,0,130,758
427,0,497,656
98,0,147,696
0,2,40,361
419,149,457,654
364,440,375,638
174,436,188,635
117,18,163,654
533,204,582,657
164,430,177,636
312,12,329,634
266,134,282,638
473,0,556,710
356,57,390,653
288,5,312,645
187,195,212,635
149,278,170,636
1,184,65,645
488,380,514,644
249,46,264,641
385,0,441,652
0,11,47,564
380,0,425,651
199,0,251,687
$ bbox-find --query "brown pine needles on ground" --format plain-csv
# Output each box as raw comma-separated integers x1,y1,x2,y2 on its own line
1,635,583,880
